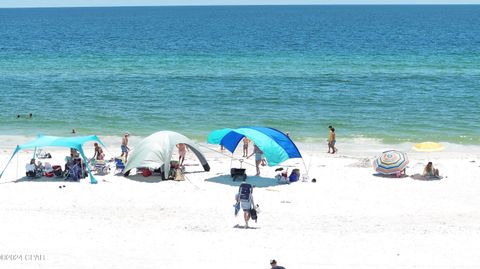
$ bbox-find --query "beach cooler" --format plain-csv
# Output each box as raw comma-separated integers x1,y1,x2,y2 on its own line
289,168,300,183
52,165,63,177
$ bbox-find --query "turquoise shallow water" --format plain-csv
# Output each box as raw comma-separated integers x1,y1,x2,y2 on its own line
0,6,479,143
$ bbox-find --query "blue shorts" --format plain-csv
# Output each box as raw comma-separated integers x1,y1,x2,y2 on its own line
121,145,128,153
255,153,263,161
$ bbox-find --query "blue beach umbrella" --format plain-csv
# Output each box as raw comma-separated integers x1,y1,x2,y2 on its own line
207,126,302,167
373,150,409,175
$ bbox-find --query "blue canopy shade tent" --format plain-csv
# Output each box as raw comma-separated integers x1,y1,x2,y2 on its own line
0,135,105,184
207,126,302,166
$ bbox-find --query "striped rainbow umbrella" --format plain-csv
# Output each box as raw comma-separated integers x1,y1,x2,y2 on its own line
373,150,409,175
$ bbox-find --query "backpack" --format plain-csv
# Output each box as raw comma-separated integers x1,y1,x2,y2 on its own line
238,183,252,202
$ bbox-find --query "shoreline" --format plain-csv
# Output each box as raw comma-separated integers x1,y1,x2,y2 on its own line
1,134,479,156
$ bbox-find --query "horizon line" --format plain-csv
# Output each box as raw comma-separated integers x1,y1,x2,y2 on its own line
1,3,480,9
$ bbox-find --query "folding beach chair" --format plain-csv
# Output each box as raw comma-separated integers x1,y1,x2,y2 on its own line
114,158,125,175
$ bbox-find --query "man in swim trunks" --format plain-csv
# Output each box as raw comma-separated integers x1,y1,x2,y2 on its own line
328,126,337,154
235,181,255,228
242,137,250,157
121,133,130,163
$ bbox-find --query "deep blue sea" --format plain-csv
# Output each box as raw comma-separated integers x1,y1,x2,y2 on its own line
0,5,479,143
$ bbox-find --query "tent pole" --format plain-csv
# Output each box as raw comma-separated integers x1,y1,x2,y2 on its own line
0,147,20,180
16,151,19,180
301,157,309,181
78,147,97,184
33,147,37,160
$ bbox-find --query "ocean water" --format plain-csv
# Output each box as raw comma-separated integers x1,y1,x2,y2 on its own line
0,5,479,144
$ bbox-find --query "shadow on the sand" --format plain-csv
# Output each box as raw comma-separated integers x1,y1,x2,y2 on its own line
233,224,260,229
205,175,279,188
410,173,443,181
127,174,163,183
372,173,443,181
372,173,409,179
126,170,209,183
13,176,81,183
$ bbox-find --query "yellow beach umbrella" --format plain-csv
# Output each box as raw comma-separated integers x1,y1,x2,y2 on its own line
413,142,444,152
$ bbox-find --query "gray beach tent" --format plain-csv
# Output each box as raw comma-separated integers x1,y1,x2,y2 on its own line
124,131,210,178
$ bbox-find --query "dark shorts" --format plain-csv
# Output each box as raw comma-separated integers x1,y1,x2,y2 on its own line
121,145,128,153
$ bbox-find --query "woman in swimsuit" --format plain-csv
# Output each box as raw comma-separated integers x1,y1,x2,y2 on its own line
423,162,440,177
248,144,264,176
93,143,105,160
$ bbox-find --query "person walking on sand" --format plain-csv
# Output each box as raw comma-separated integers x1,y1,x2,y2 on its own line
248,144,264,176
328,126,337,154
270,259,286,269
177,143,188,166
236,180,255,228
242,137,250,157
120,133,130,163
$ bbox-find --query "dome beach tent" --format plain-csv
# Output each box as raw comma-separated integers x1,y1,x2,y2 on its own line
0,135,105,184
207,126,303,167
123,131,210,179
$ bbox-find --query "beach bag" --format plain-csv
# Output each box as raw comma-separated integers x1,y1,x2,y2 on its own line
52,165,62,177
234,202,240,216
289,169,300,182
250,207,258,222
238,183,252,202
174,168,184,181
72,165,81,181
66,164,81,181
142,169,152,177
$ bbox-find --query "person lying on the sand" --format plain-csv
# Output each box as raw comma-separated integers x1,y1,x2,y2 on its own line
423,162,440,178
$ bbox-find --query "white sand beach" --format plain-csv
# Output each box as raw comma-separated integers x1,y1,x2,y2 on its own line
0,137,480,268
